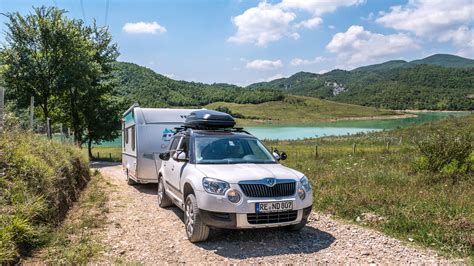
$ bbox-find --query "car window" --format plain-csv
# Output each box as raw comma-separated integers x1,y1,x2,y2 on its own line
195,136,276,164
169,136,180,156
178,137,190,157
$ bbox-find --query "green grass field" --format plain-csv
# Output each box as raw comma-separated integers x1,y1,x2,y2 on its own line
92,115,473,258
205,95,398,125
267,115,473,258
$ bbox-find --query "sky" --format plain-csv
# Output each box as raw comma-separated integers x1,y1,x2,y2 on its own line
1,0,473,86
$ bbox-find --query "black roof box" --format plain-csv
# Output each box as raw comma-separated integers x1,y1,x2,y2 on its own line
184,110,236,129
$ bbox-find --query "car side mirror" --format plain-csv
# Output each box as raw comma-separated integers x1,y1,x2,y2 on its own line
273,149,287,161
159,152,170,161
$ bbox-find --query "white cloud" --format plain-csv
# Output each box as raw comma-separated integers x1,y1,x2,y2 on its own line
228,2,298,46
122,22,167,34
326,25,418,68
229,0,366,46
439,26,474,56
163,73,176,79
376,0,474,55
290,56,325,66
264,73,286,81
280,0,365,15
296,17,323,29
376,0,473,37
246,59,284,70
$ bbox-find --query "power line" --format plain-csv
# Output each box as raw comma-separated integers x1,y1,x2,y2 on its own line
104,0,109,26
80,0,86,21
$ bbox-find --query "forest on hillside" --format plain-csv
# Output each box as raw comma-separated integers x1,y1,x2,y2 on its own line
112,62,284,108
248,64,474,110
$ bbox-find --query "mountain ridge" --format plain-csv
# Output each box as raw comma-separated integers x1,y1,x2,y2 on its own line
246,54,474,110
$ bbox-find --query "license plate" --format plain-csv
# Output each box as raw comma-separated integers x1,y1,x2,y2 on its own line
256,201,293,213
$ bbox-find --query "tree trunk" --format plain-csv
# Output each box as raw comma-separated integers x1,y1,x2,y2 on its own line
69,88,82,147
88,138,93,159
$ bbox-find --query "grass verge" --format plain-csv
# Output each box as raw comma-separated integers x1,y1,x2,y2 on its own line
0,130,90,263
43,170,110,264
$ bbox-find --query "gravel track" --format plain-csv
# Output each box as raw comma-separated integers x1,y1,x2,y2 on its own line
96,163,462,264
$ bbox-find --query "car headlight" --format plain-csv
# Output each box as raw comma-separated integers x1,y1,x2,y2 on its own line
297,187,306,200
300,176,311,191
202,177,229,195
227,189,241,203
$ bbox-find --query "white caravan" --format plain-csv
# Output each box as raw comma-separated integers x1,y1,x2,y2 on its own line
122,104,198,184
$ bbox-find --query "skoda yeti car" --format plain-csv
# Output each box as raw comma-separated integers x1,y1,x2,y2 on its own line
157,110,312,242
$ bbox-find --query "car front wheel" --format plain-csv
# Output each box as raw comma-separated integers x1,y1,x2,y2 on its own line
184,194,210,242
157,177,173,208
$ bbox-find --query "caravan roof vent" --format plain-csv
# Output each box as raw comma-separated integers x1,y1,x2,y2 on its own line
184,110,236,129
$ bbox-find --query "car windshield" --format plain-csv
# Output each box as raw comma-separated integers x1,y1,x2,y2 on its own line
195,136,277,164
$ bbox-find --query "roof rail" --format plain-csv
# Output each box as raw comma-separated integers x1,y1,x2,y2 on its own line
123,103,139,116
173,126,252,136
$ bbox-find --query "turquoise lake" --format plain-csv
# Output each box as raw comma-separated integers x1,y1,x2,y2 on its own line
96,112,470,146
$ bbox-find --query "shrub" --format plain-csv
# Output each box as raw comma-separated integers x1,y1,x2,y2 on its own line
414,129,472,183
0,129,90,263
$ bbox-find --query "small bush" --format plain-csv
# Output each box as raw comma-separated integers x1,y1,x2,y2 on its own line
414,129,472,183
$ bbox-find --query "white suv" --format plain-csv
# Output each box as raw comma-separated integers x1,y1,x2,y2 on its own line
157,111,313,242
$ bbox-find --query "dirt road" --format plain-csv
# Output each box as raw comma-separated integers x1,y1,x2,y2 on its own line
96,163,459,264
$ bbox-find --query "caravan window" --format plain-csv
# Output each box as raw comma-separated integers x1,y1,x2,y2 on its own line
131,126,136,151
125,127,129,145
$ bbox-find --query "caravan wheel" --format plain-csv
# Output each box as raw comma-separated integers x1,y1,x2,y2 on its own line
126,169,136,185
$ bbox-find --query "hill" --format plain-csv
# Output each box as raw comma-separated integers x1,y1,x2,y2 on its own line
206,95,397,125
112,62,284,108
409,54,474,68
247,54,474,110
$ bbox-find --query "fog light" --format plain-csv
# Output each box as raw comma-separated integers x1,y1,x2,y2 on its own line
297,187,306,200
227,189,241,203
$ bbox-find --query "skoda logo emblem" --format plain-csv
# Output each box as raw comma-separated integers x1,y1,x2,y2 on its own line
264,178,276,187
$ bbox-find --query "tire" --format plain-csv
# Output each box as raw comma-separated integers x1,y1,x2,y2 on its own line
157,177,173,208
184,194,210,242
126,169,136,185
285,218,308,231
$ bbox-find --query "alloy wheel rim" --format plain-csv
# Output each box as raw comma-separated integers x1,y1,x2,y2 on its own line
158,181,163,203
185,199,194,236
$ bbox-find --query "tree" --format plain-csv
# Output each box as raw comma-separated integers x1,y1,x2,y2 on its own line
1,7,72,126
81,23,120,157
1,6,120,150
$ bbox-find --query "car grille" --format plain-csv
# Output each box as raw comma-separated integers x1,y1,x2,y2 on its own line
239,182,296,198
247,210,298,224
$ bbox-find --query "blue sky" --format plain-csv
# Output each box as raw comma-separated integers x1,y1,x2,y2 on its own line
1,0,473,86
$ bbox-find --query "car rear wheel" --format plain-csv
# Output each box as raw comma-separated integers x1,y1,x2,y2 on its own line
157,177,173,208
285,218,308,231
184,194,209,242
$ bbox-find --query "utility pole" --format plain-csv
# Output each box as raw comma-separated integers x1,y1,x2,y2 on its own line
0,87,4,133
46,117,52,139
29,96,34,130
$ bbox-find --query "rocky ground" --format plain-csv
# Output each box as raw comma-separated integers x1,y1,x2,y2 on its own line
95,163,463,264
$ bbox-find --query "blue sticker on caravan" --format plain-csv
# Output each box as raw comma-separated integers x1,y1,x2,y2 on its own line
162,128,173,141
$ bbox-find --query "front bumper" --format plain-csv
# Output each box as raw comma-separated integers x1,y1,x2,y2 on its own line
195,182,313,229
200,206,312,229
